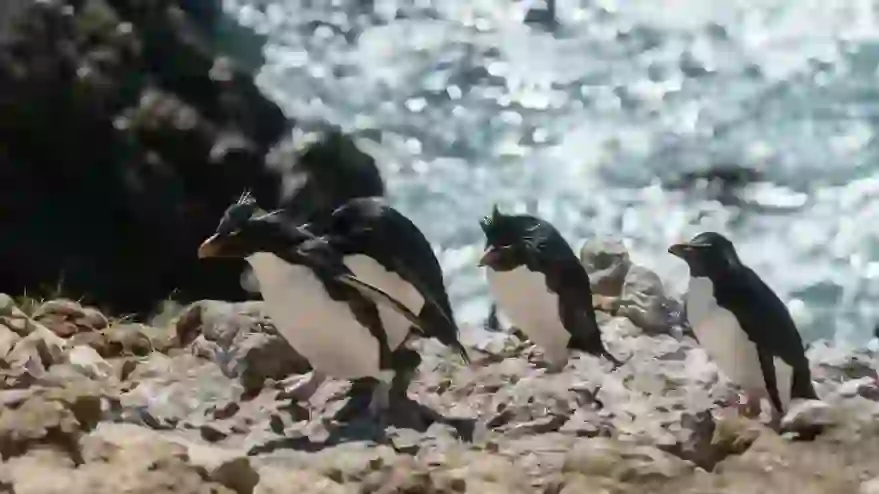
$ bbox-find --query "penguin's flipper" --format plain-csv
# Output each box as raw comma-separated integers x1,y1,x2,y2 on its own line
383,256,462,343
335,273,429,335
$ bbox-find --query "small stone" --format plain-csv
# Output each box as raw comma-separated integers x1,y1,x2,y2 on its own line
34,300,84,319
18,323,68,367
780,399,837,433
101,324,155,357
213,402,241,420
1,312,32,336
210,456,260,494
618,265,674,334
119,352,244,430
33,300,87,337
46,387,107,432
3,339,46,388
449,477,467,492
0,295,15,316
0,397,84,462
504,415,567,438
200,423,229,443
560,409,603,438
174,302,203,347
580,237,631,297
255,467,349,494
179,301,309,390
76,307,109,331
68,331,110,356
112,358,139,382
711,415,762,457
66,345,114,381
125,351,174,381
0,324,21,360
562,438,692,482
836,376,879,401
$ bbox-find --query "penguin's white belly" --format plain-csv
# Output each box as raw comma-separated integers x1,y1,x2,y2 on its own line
246,252,382,380
686,276,793,408
486,266,571,365
343,254,425,351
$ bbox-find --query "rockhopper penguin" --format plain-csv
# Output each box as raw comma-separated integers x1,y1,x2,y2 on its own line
478,205,621,371
303,197,470,374
197,192,436,421
668,232,818,418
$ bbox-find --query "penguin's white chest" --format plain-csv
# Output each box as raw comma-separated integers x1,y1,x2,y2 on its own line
486,266,571,365
342,254,425,351
245,252,383,380
685,276,793,408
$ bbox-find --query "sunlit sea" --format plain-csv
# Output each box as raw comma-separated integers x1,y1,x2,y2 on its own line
223,0,879,345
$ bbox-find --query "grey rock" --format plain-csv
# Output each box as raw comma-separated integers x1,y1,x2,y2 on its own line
559,409,605,438
2,289,879,493
65,346,114,381
781,399,838,432
32,299,108,338
200,423,230,443
0,294,16,317
210,456,261,494
618,265,677,334
101,324,160,357
0,305,35,336
808,340,877,382
579,237,632,297
6,323,67,376
835,377,879,401
0,324,20,361
178,300,310,393
562,437,693,482
120,353,244,429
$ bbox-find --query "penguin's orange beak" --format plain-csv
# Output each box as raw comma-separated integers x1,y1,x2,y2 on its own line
667,242,691,258
198,234,223,259
478,246,501,267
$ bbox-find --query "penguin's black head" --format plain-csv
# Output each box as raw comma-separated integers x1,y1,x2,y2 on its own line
668,231,741,275
198,191,308,259
478,205,537,271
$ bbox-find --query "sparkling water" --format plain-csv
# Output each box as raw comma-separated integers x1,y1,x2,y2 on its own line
223,0,879,345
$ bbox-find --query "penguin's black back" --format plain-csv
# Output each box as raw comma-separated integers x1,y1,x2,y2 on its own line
523,220,607,356
320,197,466,357
710,266,818,409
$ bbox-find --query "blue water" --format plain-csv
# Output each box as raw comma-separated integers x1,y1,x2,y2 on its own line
223,0,879,345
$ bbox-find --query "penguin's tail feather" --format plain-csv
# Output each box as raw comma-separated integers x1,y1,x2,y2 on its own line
420,301,471,364
451,340,472,364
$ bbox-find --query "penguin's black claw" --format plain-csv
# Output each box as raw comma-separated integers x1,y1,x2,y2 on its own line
596,348,624,370
484,304,501,332
590,385,606,410
368,379,392,428
608,354,627,371
454,343,472,364
369,406,388,430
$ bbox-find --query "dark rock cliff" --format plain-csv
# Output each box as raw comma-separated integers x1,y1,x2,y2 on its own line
0,0,383,315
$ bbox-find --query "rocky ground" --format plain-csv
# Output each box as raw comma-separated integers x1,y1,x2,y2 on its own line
0,241,877,493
